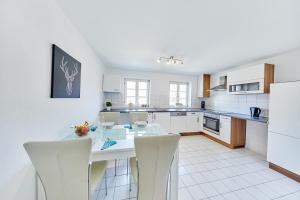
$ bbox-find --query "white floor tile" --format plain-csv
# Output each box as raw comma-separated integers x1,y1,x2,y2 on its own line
233,189,256,200
209,195,225,200
96,135,300,200
179,188,194,200
246,186,271,200
181,174,197,186
199,183,219,198
187,185,207,200
210,181,230,194
222,191,240,200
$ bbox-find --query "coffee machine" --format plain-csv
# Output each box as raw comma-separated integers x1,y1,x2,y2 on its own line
201,101,205,109
250,107,261,118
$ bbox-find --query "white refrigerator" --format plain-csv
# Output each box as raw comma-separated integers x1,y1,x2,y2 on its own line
267,81,300,175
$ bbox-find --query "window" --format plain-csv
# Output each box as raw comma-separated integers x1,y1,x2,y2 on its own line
169,82,189,106
125,79,150,106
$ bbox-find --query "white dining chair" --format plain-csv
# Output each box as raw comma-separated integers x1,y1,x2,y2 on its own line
130,134,180,200
23,138,107,200
99,112,120,124
129,112,148,123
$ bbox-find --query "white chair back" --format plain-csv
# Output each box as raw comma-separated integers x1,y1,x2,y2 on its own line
134,134,180,200
129,112,148,123
99,112,120,124
23,138,92,200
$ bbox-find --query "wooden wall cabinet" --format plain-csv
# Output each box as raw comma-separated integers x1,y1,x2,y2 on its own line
197,74,211,98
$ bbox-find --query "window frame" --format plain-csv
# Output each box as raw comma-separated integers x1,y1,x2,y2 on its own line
169,81,189,107
124,78,150,106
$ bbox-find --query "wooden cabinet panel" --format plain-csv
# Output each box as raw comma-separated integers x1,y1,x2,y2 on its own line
231,118,246,148
197,74,211,98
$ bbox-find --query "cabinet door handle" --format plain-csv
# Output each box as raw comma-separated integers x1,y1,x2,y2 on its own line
197,117,199,123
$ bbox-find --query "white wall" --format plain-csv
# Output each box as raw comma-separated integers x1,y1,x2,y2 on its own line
0,0,105,199
206,49,300,116
104,68,200,108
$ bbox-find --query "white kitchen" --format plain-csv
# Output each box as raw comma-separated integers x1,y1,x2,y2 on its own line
1,1,300,200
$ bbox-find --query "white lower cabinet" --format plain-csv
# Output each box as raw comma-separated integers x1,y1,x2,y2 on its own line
152,112,171,133
170,116,187,134
220,115,231,144
186,112,203,132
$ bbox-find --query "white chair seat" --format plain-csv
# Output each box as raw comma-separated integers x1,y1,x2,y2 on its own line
90,161,107,192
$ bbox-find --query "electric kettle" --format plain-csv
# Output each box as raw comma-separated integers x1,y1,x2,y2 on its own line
250,107,261,118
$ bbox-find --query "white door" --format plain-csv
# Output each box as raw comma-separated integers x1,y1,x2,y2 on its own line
220,115,231,144
267,131,300,175
153,112,170,133
269,82,300,139
170,116,187,134
186,112,201,132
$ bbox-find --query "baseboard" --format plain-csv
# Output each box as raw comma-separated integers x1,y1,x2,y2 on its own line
180,132,245,149
180,132,203,136
202,133,233,148
269,162,300,183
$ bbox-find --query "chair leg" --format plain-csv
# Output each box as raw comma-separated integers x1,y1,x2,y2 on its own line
105,170,108,196
114,159,117,176
126,158,129,175
129,159,132,192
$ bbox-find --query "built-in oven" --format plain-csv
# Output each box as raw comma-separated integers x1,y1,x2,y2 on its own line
203,113,220,135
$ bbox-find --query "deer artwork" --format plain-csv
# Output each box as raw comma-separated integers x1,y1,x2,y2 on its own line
59,56,79,96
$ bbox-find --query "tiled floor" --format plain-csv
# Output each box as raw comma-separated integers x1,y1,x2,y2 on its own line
93,136,300,200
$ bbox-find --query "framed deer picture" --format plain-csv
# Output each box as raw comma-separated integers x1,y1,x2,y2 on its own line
51,44,81,98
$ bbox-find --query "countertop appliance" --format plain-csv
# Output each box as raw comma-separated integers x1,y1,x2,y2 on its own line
250,107,261,118
201,101,205,109
267,81,300,177
203,112,220,134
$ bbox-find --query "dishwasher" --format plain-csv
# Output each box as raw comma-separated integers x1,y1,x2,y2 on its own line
170,112,187,134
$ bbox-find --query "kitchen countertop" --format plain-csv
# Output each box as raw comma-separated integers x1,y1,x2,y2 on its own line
100,108,268,123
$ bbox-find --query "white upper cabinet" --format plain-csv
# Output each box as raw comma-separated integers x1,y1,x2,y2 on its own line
103,74,121,92
197,74,211,98
227,64,265,84
227,63,274,95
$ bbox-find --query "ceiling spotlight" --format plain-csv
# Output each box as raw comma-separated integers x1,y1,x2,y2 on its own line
157,56,184,65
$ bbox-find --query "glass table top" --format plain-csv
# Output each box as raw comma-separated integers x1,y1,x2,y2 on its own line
64,123,166,142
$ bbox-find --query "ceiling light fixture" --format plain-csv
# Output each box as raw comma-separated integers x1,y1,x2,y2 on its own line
157,56,184,65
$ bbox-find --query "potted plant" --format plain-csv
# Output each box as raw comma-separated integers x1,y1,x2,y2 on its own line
106,101,112,111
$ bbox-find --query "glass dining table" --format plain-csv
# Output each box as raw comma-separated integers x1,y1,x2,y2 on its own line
64,123,179,200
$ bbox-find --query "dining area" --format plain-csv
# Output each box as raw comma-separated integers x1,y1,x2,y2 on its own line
23,112,180,200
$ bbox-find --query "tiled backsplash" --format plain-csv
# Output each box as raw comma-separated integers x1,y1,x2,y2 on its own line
104,91,269,117
104,93,201,108
205,92,269,117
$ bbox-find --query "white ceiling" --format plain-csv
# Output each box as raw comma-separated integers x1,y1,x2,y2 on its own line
56,0,300,74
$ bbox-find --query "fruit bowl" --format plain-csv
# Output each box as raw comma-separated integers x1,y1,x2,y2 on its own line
75,121,90,137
